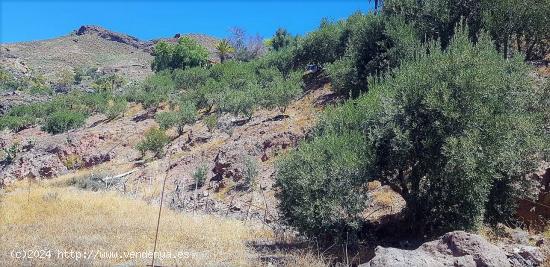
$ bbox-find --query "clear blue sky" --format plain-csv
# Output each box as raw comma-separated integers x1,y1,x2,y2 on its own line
0,0,374,43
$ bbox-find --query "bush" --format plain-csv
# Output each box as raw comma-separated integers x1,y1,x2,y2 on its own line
243,156,259,189
151,37,209,72
193,164,208,187
135,127,170,158
91,74,125,92
262,71,303,112
271,28,293,51
0,115,35,132
155,101,196,135
127,72,175,108
275,132,371,240
172,67,210,90
280,28,547,239
104,97,127,120
203,113,218,132
326,14,420,96
294,18,347,66
42,111,86,134
155,111,179,130
1,143,19,164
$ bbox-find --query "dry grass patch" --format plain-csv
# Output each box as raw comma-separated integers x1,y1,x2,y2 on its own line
0,184,272,266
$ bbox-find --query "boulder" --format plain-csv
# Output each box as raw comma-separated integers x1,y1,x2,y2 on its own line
361,231,545,267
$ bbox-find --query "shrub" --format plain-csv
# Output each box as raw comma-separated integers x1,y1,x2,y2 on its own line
326,14,420,96
279,28,547,239
127,72,175,108
243,156,259,189
135,127,170,158
275,132,371,240
262,71,303,112
151,37,209,72
1,143,19,164
294,18,347,66
172,67,210,90
42,111,86,134
55,69,75,91
91,74,125,92
155,101,196,135
155,111,179,130
104,97,127,120
0,115,35,132
259,47,297,77
271,28,293,51
203,113,218,132
193,164,208,187
219,86,258,118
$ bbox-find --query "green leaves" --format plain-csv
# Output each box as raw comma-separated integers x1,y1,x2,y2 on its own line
277,27,548,239
151,37,209,72
135,127,170,158
275,131,371,241
42,111,86,134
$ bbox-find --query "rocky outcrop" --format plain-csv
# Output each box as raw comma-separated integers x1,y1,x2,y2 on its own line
361,231,545,267
74,25,148,50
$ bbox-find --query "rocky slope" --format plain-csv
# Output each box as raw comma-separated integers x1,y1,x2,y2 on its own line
0,83,336,222
1,25,219,82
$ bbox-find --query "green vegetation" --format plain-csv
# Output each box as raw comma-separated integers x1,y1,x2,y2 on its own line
193,164,208,187
135,127,170,158
383,0,550,59
271,28,293,51
42,110,86,134
243,156,259,189
0,91,127,134
1,143,19,164
215,39,235,63
203,113,218,132
91,74,125,92
155,101,197,136
151,37,209,72
125,71,175,109
0,67,51,94
276,27,549,240
276,132,369,239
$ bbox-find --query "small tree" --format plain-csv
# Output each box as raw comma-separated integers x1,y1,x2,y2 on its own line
135,127,170,158
243,156,259,189
271,28,292,51
42,111,86,134
193,164,208,187
91,74,125,92
151,37,209,72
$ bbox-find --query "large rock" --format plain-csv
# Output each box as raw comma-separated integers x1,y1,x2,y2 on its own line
362,231,544,267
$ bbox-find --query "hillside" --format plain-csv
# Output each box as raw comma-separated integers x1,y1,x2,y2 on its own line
0,25,220,82
1,6,549,265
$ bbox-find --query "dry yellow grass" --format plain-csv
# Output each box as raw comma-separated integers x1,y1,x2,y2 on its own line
0,183,273,266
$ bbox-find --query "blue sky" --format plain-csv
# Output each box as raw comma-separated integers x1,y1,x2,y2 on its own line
0,1,373,43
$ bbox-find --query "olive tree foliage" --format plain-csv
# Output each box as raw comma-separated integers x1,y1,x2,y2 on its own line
293,18,348,66
125,71,175,109
482,0,550,60
151,37,209,72
382,0,550,60
155,101,197,136
276,131,372,240
271,28,293,51
276,28,548,239
382,0,483,47
327,14,420,97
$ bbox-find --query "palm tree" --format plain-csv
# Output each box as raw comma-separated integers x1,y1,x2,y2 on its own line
215,39,235,63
